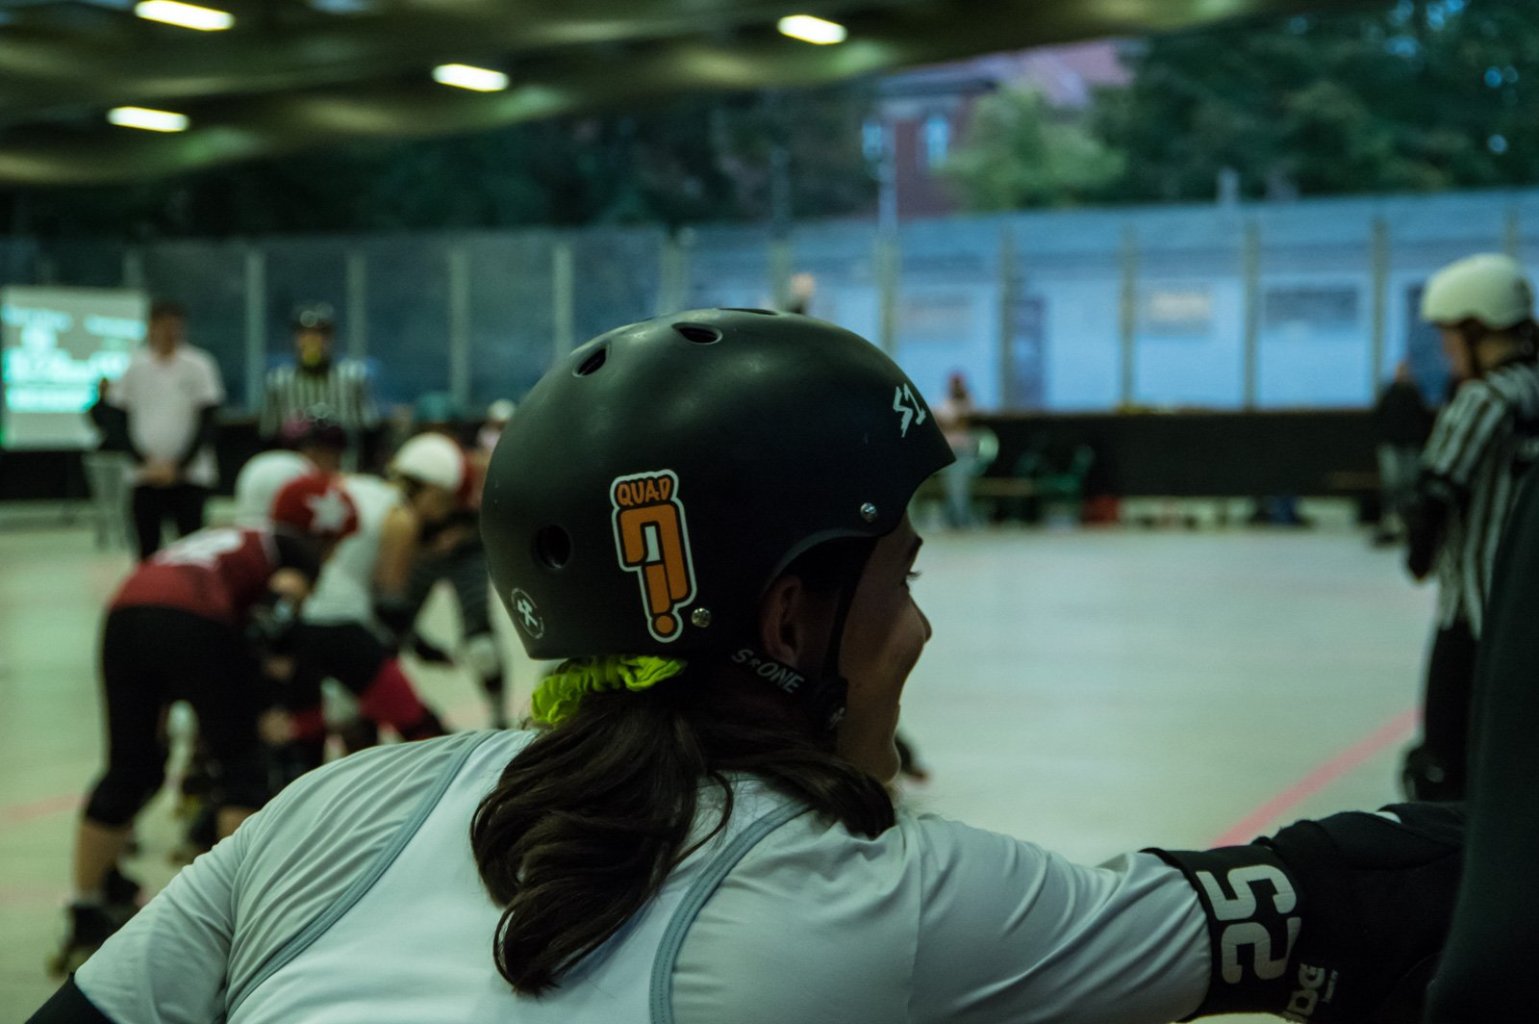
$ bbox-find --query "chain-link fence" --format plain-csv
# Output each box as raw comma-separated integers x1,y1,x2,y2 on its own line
11,187,1539,417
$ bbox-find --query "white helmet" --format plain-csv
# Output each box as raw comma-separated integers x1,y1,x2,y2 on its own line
233,450,312,527
390,432,465,492
1420,253,1534,330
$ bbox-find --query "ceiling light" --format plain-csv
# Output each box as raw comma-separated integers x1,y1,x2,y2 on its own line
777,14,847,45
134,1,235,31
432,64,510,92
107,106,191,133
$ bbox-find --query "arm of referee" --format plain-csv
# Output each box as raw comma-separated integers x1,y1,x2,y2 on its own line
1406,383,1507,578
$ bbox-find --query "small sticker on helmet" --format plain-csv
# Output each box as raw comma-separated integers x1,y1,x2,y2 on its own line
893,383,928,437
610,470,698,643
509,588,545,640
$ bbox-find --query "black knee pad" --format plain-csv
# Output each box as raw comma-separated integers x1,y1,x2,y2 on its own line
84,767,166,828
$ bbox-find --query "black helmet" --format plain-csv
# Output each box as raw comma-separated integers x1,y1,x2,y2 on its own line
482,309,953,663
280,410,348,451
292,302,337,332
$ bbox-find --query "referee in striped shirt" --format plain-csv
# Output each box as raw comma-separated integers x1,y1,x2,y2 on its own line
1402,253,1539,801
260,303,378,464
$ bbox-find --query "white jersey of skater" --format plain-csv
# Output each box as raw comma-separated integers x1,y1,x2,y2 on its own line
302,473,399,626
232,455,400,628
77,731,1208,1024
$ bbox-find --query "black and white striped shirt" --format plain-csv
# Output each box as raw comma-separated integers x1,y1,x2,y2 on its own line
259,360,378,439
1422,358,1539,635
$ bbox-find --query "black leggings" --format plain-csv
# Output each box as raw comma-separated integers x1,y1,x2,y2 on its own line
1428,464,1539,1021
84,607,267,827
130,484,207,562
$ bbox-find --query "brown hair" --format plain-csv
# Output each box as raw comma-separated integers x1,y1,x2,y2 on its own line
469,541,893,995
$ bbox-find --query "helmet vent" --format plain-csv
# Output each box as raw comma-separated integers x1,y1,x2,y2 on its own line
719,307,777,316
673,323,723,345
574,345,608,376
534,525,572,569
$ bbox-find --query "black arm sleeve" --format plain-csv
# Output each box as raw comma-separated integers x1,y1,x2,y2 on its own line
86,402,132,454
175,404,219,471
116,407,146,464
1150,802,1462,1023
1427,463,1539,1022
25,977,115,1024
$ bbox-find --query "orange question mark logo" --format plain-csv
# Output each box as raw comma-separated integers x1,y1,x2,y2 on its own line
611,470,697,642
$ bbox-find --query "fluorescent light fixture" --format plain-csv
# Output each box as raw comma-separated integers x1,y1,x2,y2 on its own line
107,106,191,133
134,1,235,31
777,14,847,45
432,64,510,92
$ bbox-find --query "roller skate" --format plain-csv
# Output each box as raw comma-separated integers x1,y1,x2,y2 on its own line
47,900,137,977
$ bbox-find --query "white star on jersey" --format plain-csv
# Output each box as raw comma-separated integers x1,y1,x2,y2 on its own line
305,489,352,534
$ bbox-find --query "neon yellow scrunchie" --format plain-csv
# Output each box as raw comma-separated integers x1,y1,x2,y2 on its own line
529,655,687,727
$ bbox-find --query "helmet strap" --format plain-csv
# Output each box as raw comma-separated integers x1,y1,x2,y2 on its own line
727,539,876,734
727,646,845,731
1457,323,1488,378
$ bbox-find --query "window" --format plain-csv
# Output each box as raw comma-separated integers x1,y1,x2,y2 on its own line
1140,286,1213,336
1262,286,1359,331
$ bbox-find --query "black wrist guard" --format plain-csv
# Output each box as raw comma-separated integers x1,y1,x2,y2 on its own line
247,597,300,657
1150,802,1463,1023
1145,844,1302,1018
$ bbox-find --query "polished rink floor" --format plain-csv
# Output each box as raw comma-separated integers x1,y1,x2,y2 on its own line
0,515,1432,1020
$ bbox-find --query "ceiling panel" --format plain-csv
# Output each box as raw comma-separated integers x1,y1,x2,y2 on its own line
0,0,1351,185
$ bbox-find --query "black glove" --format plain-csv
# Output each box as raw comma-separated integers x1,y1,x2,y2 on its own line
1148,801,1463,1022
246,596,300,658
1404,479,1455,581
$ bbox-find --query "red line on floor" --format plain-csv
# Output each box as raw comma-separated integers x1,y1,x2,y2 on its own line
0,793,81,828
1208,707,1419,847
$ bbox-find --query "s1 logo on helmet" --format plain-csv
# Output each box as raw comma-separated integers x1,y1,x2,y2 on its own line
611,470,698,643
892,383,928,438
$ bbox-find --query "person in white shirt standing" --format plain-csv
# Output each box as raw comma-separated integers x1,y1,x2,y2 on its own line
109,300,225,561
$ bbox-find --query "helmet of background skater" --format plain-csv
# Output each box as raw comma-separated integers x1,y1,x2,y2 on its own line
280,411,348,452
412,391,462,429
390,432,468,495
1420,253,1534,330
270,472,360,541
291,302,337,333
233,451,313,528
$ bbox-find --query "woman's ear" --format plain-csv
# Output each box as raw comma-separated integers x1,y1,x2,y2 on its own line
757,575,828,670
